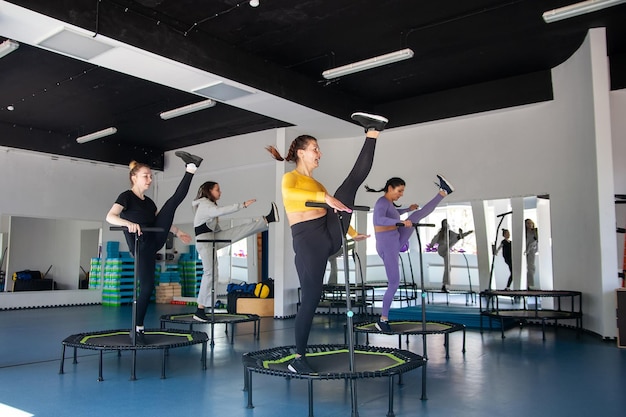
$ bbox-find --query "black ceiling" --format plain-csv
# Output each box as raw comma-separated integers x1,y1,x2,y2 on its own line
1,0,625,170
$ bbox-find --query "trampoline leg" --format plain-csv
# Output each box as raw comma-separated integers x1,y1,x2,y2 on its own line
98,351,104,382
444,334,450,359
73,346,78,364
462,328,466,354
202,341,207,370
542,319,546,340
420,362,428,401
210,322,215,348
255,318,260,340
387,375,395,417
230,323,235,344
130,350,137,381
246,369,254,409
308,379,314,417
350,378,359,417
59,345,66,374
500,317,505,339
161,349,167,379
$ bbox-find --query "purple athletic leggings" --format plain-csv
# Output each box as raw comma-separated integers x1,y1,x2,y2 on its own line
375,193,443,317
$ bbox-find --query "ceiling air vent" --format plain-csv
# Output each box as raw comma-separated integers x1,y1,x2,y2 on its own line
194,82,253,102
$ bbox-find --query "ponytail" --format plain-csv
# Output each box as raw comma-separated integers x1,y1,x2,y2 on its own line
266,135,317,163
364,177,406,193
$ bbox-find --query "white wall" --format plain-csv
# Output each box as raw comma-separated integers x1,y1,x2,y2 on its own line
1,30,624,338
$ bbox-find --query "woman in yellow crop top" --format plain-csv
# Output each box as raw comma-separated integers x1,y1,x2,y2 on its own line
266,112,388,374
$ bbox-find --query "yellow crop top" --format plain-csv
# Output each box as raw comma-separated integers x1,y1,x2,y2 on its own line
281,170,358,238
282,170,327,213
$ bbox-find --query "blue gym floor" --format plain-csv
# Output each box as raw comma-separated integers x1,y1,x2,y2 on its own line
0,299,625,417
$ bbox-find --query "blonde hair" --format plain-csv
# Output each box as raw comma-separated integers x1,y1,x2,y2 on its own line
129,160,150,186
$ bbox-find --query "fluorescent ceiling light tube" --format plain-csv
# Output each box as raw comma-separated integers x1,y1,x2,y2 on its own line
76,127,117,144
160,99,216,120
542,0,626,23
322,48,414,80
0,39,19,59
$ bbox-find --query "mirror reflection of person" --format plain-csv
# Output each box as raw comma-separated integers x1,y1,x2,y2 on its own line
495,229,513,290
431,219,473,292
525,219,538,290
326,226,369,285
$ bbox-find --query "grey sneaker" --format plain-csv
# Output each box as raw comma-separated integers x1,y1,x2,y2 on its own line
351,112,388,133
175,151,203,167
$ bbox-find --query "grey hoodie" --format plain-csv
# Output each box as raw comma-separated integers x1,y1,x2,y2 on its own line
192,198,246,232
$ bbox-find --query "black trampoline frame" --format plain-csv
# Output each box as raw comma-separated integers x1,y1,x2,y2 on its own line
59,328,208,381
160,312,260,344
479,289,583,339
242,344,425,417
351,320,466,359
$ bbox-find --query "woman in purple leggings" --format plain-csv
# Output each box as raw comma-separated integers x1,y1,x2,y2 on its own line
366,175,453,332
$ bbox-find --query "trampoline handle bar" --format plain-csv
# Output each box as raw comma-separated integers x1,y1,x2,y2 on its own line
395,222,435,228
109,226,165,232
197,239,232,243
305,201,370,211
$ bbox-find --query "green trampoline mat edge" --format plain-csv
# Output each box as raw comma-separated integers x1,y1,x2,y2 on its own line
79,330,194,344
262,349,407,371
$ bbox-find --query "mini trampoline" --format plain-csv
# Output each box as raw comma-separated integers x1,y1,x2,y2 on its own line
160,312,260,345
59,328,208,381
242,344,425,417
352,320,466,359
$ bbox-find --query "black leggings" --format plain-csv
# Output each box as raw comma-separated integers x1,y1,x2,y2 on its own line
124,172,194,326
292,137,376,355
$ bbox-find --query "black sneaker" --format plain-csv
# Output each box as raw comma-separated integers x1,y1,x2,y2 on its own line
193,309,209,322
131,330,147,346
441,285,449,293
375,320,392,333
265,202,280,224
175,151,203,167
287,356,316,374
351,112,388,133
436,174,454,195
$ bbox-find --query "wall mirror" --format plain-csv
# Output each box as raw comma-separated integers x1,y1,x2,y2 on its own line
0,215,102,292
327,195,553,294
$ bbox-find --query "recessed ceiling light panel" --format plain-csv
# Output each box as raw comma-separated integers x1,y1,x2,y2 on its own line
38,28,114,60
